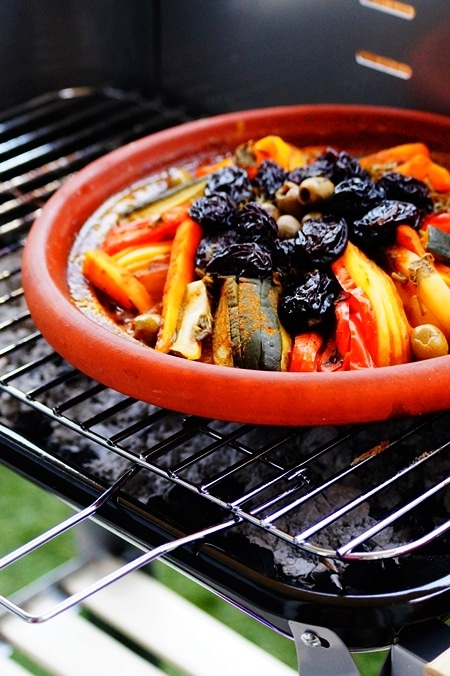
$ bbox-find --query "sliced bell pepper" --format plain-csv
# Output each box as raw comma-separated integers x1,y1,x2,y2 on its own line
289,331,323,372
386,243,450,341
334,297,374,370
102,205,189,256
252,135,309,171
155,217,203,353
332,242,411,367
421,212,450,235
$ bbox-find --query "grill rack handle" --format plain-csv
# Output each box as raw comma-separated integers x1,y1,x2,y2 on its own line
0,465,236,623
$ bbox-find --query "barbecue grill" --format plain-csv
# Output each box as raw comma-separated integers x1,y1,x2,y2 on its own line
1,2,450,674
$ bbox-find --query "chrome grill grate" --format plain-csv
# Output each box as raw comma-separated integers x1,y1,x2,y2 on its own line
1,89,450,631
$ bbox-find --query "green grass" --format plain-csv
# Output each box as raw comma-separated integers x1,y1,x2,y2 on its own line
0,463,387,674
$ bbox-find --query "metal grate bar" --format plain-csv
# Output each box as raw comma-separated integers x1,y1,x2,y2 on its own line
0,87,449,575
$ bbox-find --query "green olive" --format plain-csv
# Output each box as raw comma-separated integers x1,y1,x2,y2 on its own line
410,324,449,360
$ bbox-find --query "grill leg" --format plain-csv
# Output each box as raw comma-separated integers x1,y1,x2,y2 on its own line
289,621,362,675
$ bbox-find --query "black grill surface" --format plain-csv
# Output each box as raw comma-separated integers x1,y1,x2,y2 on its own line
1,88,450,650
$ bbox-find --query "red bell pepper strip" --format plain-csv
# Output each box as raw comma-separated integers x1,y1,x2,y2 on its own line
331,256,378,364
335,297,374,370
102,205,190,256
421,212,450,235
289,331,323,372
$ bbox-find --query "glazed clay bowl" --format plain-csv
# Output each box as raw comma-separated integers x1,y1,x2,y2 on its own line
22,104,450,426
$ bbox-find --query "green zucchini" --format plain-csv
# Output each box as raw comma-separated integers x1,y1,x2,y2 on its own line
427,226,450,263
212,277,291,371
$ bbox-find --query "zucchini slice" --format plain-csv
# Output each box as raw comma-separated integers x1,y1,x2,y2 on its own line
213,277,291,371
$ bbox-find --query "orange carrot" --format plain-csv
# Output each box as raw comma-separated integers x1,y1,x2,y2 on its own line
395,153,432,182
82,249,154,314
396,224,427,257
427,161,450,192
155,218,203,353
359,142,430,169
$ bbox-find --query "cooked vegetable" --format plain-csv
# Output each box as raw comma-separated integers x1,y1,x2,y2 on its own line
133,312,161,345
102,177,207,255
334,296,375,370
386,243,450,341
334,241,411,366
359,142,430,169
213,277,291,371
251,135,309,171
289,331,324,372
155,218,203,353
422,212,450,234
79,134,450,372
410,324,449,360
82,249,155,314
112,242,172,273
170,280,212,360
425,226,450,263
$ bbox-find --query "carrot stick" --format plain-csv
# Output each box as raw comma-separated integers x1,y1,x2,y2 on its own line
155,218,203,353
359,142,430,169
395,154,432,182
396,224,427,257
427,161,450,192
82,249,154,314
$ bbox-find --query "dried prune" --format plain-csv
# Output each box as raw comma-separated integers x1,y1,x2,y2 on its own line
329,177,386,221
204,166,253,203
205,242,273,278
278,269,338,335
195,231,238,274
234,202,279,251
190,193,236,232
252,160,287,199
273,231,309,274
351,200,422,253
301,215,349,267
376,173,434,213
288,147,368,185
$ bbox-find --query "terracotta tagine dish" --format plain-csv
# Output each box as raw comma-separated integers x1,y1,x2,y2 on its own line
22,104,450,426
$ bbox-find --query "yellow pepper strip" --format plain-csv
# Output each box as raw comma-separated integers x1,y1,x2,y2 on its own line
252,135,309,170
340,242,411,366
386,244,450,341
112,242,172,273
82,249,154,314
154,218,203,353
392,275,445,332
